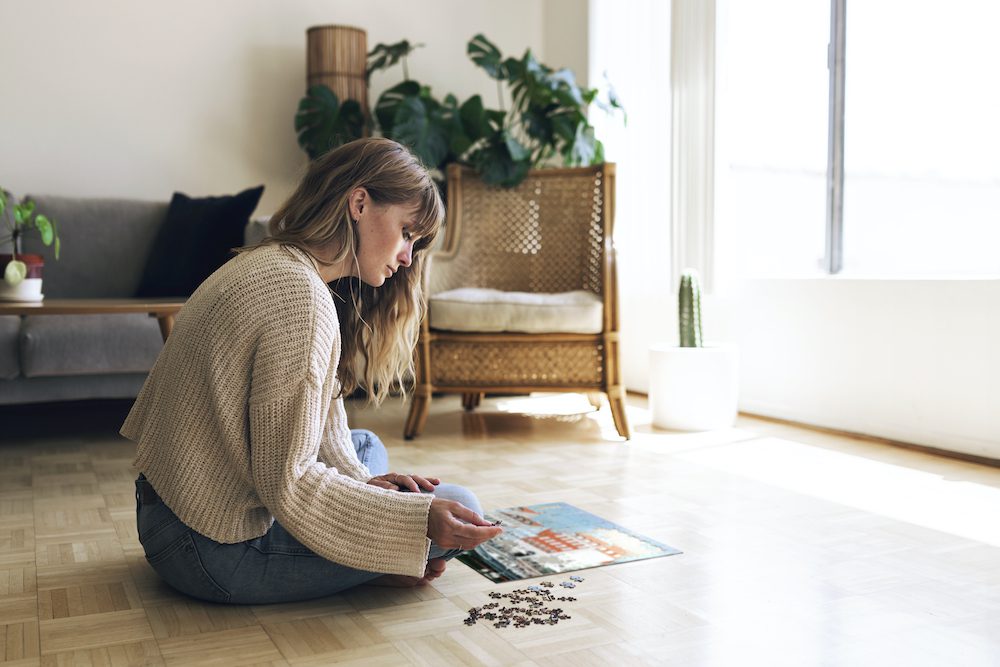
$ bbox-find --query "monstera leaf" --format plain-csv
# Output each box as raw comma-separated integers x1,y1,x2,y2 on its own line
295,85,365,160
389,96,451,170
467,34,507,80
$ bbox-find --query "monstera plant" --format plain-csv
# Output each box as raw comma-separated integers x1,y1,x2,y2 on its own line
295,34,623,188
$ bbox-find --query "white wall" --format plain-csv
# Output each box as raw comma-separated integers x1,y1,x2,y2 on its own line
0,0,543,215
543,0,589,88
725,280,1000,460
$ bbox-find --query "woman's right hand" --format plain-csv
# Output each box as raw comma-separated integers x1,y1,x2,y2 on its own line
427,498,503,550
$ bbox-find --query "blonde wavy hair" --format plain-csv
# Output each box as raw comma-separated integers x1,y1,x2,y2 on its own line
256,138,443,405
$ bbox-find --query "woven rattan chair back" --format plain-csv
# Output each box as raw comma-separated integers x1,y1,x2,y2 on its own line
428,168,606,296
405,163,630,440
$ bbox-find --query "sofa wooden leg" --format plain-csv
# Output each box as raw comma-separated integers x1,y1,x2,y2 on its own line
586,392,603,410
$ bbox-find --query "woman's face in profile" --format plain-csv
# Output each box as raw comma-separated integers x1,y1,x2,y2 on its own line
354,200,420,288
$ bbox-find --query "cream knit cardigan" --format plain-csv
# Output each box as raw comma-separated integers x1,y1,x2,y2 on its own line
121,244,433,578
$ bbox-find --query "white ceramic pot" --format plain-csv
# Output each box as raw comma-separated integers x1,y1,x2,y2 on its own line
649,343,740,431
0,277,44,302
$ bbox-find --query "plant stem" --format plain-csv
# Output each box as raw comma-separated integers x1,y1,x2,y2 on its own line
403,57,409,81
497,79,505,113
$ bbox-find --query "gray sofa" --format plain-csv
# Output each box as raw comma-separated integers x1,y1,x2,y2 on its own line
0,194,267,405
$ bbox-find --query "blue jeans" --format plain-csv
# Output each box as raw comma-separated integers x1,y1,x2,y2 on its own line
136,429,479,604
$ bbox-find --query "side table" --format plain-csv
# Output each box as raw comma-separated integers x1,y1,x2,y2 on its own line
0,298,185,341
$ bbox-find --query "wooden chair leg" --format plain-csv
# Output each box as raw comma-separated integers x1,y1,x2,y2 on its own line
586,392,603,410
606,387,631,440
460,392,484,411
404,391,431,440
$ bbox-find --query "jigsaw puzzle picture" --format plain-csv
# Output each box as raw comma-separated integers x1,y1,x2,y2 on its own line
458,502,681,582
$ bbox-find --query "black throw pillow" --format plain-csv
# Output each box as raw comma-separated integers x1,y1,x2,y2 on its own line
135,185,264,298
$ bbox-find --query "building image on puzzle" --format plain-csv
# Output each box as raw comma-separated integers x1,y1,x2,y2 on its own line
457,502,681,582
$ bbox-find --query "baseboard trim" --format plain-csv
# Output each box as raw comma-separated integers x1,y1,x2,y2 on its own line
740,411,1000,469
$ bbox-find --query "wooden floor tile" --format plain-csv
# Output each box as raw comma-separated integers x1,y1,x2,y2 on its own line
0,565,36,596
39,609,153,655
35,536,125,568
155,626,285,666
39,639,164,667
38,580,141,620
263,610,394,661
282,642,405,666
359,598,470,641
393,625,533,666
1,619,40,661
145,601,258,639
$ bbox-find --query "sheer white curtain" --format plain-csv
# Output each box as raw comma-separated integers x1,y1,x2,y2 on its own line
589,0,672,392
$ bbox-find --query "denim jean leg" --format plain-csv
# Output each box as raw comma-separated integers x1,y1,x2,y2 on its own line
351,429,389,476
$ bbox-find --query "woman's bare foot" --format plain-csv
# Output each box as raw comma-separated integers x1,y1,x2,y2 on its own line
368,558,447,588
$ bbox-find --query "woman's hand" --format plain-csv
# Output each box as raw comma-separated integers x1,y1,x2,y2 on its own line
367,472,440,493
427,498,503,550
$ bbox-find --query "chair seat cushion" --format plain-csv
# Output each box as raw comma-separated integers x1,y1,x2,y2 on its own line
429,288,603,334
20,314,164,378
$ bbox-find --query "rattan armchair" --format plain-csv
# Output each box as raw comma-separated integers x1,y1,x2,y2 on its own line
404,162,630,440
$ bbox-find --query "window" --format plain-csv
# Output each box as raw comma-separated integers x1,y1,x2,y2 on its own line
843,0,1000,276
716,0,1000,279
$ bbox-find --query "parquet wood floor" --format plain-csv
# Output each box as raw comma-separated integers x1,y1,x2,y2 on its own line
1,394,999,666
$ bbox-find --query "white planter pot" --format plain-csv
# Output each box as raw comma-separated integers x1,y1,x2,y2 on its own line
649,343,740,431
0,278,44,302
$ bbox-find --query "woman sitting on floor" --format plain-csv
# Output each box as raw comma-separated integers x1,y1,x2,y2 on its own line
121,138,502,604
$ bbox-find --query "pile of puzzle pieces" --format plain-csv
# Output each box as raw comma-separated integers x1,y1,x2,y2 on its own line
463,576,585,628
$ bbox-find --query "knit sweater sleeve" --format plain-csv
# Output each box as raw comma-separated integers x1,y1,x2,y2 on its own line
317,396,376,481
247,279,433,577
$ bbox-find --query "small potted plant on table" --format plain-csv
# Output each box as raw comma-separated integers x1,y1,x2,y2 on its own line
0,190,60,302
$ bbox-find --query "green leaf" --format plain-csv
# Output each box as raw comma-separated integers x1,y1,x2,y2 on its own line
503,132,530,162
459,95,490,141
295,85,341,159
4,259,26,287
391,97,450,169
0,190,6,218
593,139,605,164
550,113,577,144
374,80,421,134
367,40,423,79
54,236,61,260
522,106,555,145
567,124,597,166
548,69,584,106
295,85,365,159
468,34,505,80
35,215,53,245
485,109,506,130
470,138,531,187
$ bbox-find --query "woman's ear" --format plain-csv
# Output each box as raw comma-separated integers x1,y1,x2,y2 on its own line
349,187,368,222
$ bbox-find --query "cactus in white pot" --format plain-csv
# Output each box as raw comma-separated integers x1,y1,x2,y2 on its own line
649,268,739,431
678,269,703,348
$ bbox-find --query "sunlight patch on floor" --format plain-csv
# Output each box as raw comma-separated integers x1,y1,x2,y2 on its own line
675,436,1000,547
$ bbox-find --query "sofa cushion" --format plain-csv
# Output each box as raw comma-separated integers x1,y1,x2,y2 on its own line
19,314,163,378
20,195,168,298
0,316,19,379
135,186,264,298
429,288,603,334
